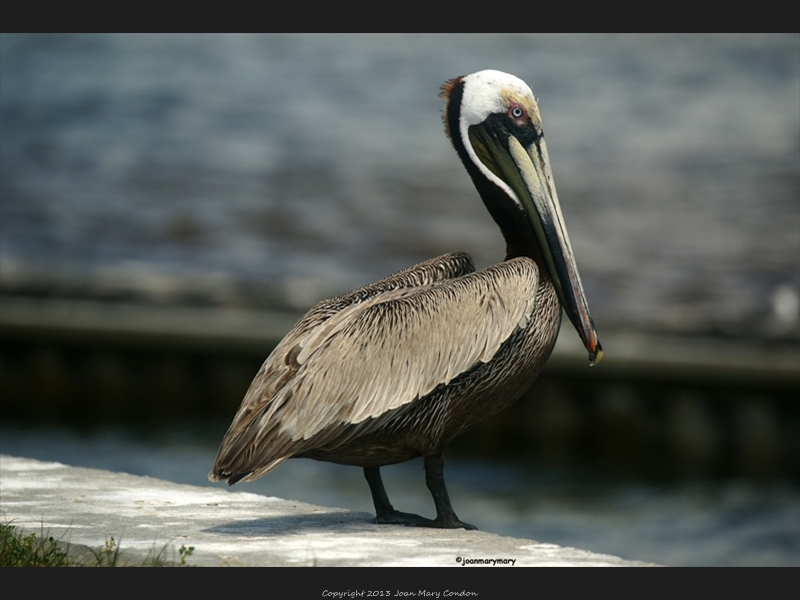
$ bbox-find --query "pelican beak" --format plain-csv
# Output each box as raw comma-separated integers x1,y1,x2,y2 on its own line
468,124,603,365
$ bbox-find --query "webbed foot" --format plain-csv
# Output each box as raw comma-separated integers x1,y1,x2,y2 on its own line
374,508,476,530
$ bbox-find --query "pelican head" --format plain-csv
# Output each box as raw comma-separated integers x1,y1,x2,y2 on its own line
441,70,602,364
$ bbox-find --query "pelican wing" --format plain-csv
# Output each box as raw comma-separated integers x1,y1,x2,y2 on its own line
210,255,539,483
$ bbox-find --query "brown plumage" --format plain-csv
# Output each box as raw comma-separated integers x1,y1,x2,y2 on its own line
210,70,602,529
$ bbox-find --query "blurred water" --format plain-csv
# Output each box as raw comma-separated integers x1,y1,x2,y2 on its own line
2,34,798,339
1,424,797,567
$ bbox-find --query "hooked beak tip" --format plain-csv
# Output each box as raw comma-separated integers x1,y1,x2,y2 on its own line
588,342,603,366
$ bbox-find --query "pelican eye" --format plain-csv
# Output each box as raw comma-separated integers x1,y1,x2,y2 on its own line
507,104,529,128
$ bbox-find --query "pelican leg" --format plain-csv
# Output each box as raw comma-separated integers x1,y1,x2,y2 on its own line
423,454,477,530
363,460,476,530
364,466,432,526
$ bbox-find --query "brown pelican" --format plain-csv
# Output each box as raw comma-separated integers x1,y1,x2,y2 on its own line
209,70,602,530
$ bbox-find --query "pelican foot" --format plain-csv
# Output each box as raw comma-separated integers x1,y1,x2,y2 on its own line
374,510,476,530
428,516,477,531
374,509,432,526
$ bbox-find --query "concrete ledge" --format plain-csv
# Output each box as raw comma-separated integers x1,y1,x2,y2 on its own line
0,455,654,567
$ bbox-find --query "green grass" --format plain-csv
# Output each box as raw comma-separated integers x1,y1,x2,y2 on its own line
1,523,194,567
1,523,70,566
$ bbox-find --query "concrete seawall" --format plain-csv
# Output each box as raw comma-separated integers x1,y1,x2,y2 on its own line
0,455,655,567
